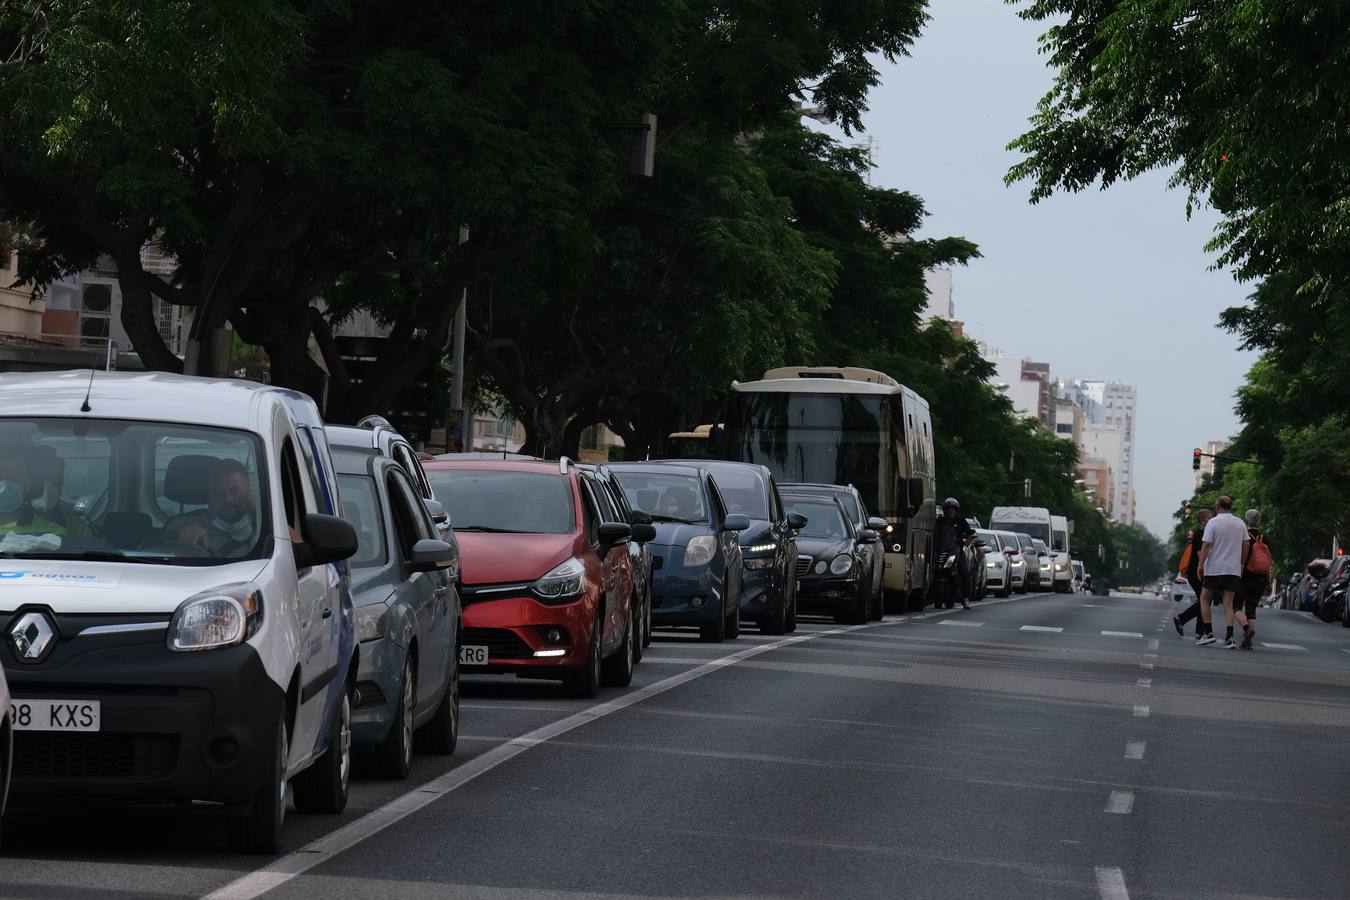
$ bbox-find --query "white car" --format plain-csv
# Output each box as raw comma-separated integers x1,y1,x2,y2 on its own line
0,371,361,853
0,665,9,848
1171,572,1196,603
994,530,1027,594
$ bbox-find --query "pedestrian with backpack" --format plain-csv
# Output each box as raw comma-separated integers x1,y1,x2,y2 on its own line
1173,507,1212,638
1237,509,1272,649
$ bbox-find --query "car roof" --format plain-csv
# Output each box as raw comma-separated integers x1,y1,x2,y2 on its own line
0,370,299,427
663,459,769,480
423,458,572,476
780,483,855,496
608,463,704,478
432,451,541,461
326,423,390,452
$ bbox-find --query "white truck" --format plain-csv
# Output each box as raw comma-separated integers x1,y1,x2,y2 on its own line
990,507,1073,593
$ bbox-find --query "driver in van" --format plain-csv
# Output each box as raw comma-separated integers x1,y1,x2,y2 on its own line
0,446,68,540
175,459,259,556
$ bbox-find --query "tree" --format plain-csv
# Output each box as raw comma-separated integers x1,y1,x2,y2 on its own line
1110,522,1167,587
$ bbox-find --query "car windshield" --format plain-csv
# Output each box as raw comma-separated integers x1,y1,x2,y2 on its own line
0,418,267,565
426,469,574,534
706,466,768,519
337,475,387,569
976,530,997,549
612,472,708,524
788,499,848,540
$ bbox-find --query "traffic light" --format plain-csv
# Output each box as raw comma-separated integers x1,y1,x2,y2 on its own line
1192,448,1202,471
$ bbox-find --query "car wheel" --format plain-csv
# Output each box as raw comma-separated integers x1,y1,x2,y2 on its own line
642,580,654,648
868,582,884,620
602,602,636,687
228,716,288,854
292,684,352,815
418,643,460,755
725,603,741,639
633,597,646,664
785,583,798,633
375,657,415,779
566,608,604,698
761,584,788,634
699,599,726,642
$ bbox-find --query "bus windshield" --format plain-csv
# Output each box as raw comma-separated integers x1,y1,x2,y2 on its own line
725,392,897,518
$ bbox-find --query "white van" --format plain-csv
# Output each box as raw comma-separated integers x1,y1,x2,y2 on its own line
0,371,358,852
1049,514,1072,593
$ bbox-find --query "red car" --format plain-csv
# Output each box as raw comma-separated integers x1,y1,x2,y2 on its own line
423,457,650,697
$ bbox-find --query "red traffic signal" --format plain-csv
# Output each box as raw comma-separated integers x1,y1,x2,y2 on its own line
1192,448,1202,471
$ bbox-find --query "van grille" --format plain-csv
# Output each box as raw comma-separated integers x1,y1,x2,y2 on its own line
15,732,178,781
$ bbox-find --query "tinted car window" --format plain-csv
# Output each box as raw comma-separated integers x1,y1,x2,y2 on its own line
427,470,573,534
708,467,767,518
338,474,387,568
788,499,848,540
614,472,708,523
975,529,999,549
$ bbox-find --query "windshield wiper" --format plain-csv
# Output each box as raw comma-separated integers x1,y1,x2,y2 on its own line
454,526,531,534
648,514,700,524
3,550,176,565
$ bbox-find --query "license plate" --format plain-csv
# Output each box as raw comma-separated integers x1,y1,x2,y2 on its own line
13,699,101,732
459,645,489,666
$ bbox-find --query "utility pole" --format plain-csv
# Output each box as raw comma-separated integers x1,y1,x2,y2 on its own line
447,226,469,452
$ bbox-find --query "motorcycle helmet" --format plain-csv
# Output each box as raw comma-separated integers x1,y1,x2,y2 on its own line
942,497,960,512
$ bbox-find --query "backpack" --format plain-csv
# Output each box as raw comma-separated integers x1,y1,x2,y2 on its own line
1177,542,1194,575
1247,534,1271,576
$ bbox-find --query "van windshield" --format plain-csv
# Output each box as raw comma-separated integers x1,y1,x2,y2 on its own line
997,521,1051,544
0,418,268,564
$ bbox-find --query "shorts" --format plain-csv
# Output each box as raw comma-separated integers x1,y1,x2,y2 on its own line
1203,574,1242,595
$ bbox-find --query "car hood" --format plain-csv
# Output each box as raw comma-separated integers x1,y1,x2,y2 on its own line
0,558,270,614
795,536,852,564
456,532,576,586
737,520,773,548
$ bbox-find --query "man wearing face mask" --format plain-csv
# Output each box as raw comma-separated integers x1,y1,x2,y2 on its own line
24,445,92,538
0,447,66,542
174,459,259,557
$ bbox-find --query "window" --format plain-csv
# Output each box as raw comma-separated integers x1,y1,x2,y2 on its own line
387,470,432,557
586,476,618,523
613,471,708,523
788,499,848,540
296,427,329,516
579,480,600,546
338,475,387,568
279,438,306,535
426,469,574,534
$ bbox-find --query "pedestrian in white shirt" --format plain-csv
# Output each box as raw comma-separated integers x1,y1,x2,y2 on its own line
1196,496,1250,648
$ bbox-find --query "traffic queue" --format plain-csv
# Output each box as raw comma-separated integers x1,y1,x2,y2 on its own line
0,365,1079,853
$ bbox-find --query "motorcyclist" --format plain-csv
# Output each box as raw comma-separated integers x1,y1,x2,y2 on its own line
934,497,975,609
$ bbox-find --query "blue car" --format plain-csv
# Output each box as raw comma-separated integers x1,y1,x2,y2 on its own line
333,450,462,779
610,464,749,642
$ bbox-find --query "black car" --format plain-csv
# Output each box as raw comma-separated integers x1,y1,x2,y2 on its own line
781,492,880,624
780,483,887,620
578,464,658,655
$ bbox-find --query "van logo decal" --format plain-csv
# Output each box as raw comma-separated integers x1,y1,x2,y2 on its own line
0,570,120,589
10,611,57,662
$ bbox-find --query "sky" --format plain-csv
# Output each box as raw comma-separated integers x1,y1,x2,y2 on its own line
852,3,1255,537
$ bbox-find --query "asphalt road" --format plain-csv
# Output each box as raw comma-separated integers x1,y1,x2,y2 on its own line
3,590,1349,899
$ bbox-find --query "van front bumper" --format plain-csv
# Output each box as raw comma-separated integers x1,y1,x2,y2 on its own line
2,612,283,809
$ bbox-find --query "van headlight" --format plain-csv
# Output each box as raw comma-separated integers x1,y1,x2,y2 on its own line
684,536,717,568
533,558,587,603
829,555,854,576
357,603,391,642
167,585,262,652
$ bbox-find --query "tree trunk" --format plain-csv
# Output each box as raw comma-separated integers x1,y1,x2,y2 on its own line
117,265,184,374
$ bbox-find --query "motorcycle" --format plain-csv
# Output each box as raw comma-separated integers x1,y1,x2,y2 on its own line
932,550,966,610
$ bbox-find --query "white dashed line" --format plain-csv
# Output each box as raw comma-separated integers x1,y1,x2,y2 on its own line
1139,662,1153,670
1124,741,1145,760
1133,705,1149,718
1136,678,1151,688
1260,642,1308,651
1105,790,1135,814
1146,639,1159,650
1020,625,1064,633
1095,866,1130,900
1102,631,1144,638
938,620,984,627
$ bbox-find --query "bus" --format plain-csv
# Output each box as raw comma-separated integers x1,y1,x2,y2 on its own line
721,366,936,612
663,424,713,459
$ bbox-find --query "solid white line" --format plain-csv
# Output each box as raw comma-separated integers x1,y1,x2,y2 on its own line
1260,642,1307,651
938,620,984,627
1133,705,1149,718
1147,639,1159,650
1105,790,1135,814
1102,631,1144,638
1124,741,1145,760
203,621,879,900
1136,678,1151,688
1020,625,1063,633
1095,867,1130,900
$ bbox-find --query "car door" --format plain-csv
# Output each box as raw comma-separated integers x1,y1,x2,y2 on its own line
278,433,340,764
585,474,633,642
704,476,739,615
386,467,450,713
578,476,619,653
765,477,793,598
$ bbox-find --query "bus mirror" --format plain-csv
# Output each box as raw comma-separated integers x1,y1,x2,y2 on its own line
906,477,924,513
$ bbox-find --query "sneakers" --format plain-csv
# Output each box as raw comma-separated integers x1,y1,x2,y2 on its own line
1240,626,1255,650
1173,616,1184,637
1196,633,1217,646
1222,638,1237,649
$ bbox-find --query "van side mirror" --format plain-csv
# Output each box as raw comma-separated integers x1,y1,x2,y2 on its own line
786,512,808,531
410,538,456,572
295,512,358,569
907,477,924,514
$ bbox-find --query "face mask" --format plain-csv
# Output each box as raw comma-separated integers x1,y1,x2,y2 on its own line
210,513,255,542
29,482,59,515
0,481,23,516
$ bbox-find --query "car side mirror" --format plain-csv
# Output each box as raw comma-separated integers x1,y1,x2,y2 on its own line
630,523,657,544
723,514,751,532
906,477,924,514
867,517,887,531
410,538,456,572
858,529,880,544
423,498,449,526
598,522,632,546
295,512,358,569
628,510,654,527
786,512,808,531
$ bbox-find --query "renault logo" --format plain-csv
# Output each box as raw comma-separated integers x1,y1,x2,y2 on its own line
10,611,56,662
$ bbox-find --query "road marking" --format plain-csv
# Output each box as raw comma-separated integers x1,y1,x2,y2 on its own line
203,620,884,900
1139,662,1153,670
1136,678,1151,688
1124,741,1145,760
1105,790,1135,814
1133,705,1149,718
1020,625,1063,633
938,620,984,627
1102,631,1144,638
1095,867,1130,900
1147,639,1159,650
1260,642,1308,651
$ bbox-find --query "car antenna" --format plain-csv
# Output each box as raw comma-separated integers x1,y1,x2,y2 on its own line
80,366,96,412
